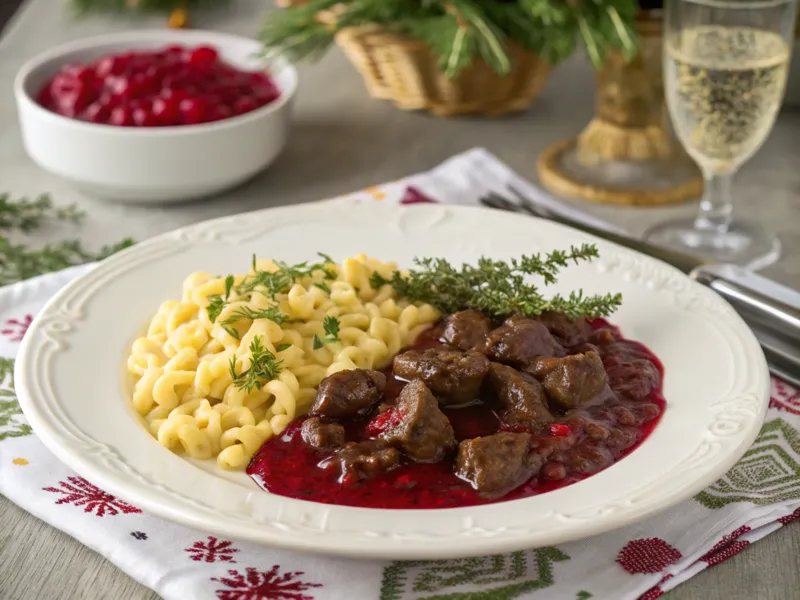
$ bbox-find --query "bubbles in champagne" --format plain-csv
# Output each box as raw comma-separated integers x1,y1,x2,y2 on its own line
665,26,790,174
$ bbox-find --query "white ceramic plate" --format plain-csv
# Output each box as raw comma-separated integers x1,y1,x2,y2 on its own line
15,203,770,560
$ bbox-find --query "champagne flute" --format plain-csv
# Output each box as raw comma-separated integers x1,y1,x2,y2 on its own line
645,0,797,269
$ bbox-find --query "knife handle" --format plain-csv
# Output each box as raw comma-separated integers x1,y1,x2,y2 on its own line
690,266,800,340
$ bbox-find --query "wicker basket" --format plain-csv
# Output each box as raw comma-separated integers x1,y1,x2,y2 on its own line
333,25,551,116
270,1,550,115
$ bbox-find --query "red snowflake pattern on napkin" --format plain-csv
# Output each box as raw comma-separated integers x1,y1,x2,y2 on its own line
43,476,141,517
2,314,32,342
212,566,321,600
770,379,800,415
185,536,239,563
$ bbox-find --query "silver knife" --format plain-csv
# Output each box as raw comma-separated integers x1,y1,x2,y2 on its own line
482,188,800,386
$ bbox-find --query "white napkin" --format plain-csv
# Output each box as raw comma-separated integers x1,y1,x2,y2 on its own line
2,149,798,600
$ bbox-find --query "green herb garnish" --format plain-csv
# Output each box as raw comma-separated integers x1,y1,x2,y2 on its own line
228,336,283,392
236,255,335,298
371,245,622,319
313,281,331,294
219,305,287,340
312,315,341,350
275,343,292,353
0,193,134,287
206,275,235,323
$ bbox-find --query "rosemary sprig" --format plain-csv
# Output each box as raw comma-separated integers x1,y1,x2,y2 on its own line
312,315,341,350
371,245,622,319
228,336,283,393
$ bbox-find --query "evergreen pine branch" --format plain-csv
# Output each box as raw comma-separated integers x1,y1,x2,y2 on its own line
68,0,229,17
259,0,342,63
260,0,642,77
452,0,511,75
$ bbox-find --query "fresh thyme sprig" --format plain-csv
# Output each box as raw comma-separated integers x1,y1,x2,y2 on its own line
207,253,338,334
206,275,235,323
370,245,622,319
228,335,283,393
235,253,336,298
0,193,83,231
219,305,288,340
0,193,135,287
312,315,341,350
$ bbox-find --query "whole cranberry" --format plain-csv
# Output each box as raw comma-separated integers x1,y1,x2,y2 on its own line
206,105,233,122
94,55,126,78
130,73,156,98
252,80,280,105
179,97,206,125
187,45,219,66
36,86,54,109
151,96,179,125
163,44,185,55
132,106,158,127
109,105,135,126
160,87,188,103
56,83,95,117
82,102,110,124
107,75,134,102
50,73,78,99
233,96,257,115
64,64,96,85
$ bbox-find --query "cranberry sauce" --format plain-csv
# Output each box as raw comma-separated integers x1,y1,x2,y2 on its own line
37,44,280,126
247,320,666,509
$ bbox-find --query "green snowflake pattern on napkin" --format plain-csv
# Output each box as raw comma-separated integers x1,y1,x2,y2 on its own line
0,357,31,441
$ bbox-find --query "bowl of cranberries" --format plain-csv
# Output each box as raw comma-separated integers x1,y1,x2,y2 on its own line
14,30,297,203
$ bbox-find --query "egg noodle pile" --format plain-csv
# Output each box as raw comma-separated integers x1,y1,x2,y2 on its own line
127,254,439,470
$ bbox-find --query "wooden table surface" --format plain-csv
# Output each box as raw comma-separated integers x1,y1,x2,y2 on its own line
1,1,799,599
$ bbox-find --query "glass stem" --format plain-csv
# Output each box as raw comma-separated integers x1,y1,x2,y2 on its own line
694,171,734,233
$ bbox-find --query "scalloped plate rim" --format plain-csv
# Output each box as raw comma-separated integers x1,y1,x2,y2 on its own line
13,201,771,559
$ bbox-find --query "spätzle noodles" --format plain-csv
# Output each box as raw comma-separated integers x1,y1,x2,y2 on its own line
127,254,439,470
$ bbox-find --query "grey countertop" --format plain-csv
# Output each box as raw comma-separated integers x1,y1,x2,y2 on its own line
1,1,799,599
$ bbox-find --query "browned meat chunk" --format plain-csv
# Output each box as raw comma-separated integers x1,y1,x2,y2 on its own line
455,432,537,497
606,359,661,400
393,348,489,405
442,310,492,351
537,311,592,347
487,363,554,430
479,317,565,368
300,417,345,450
378,380,456,461
312,369,386,417
531,351,607,410
329,440,400,484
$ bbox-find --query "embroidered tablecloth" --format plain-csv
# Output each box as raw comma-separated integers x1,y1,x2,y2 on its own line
1,150,798,600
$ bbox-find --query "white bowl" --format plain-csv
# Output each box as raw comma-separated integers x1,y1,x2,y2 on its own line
14,30,298,204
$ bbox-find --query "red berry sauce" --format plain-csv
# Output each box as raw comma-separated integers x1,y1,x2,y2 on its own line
248,319,667,509
36,44,281,127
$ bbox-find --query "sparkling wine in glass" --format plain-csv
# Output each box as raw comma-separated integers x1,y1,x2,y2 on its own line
645,0,797,268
